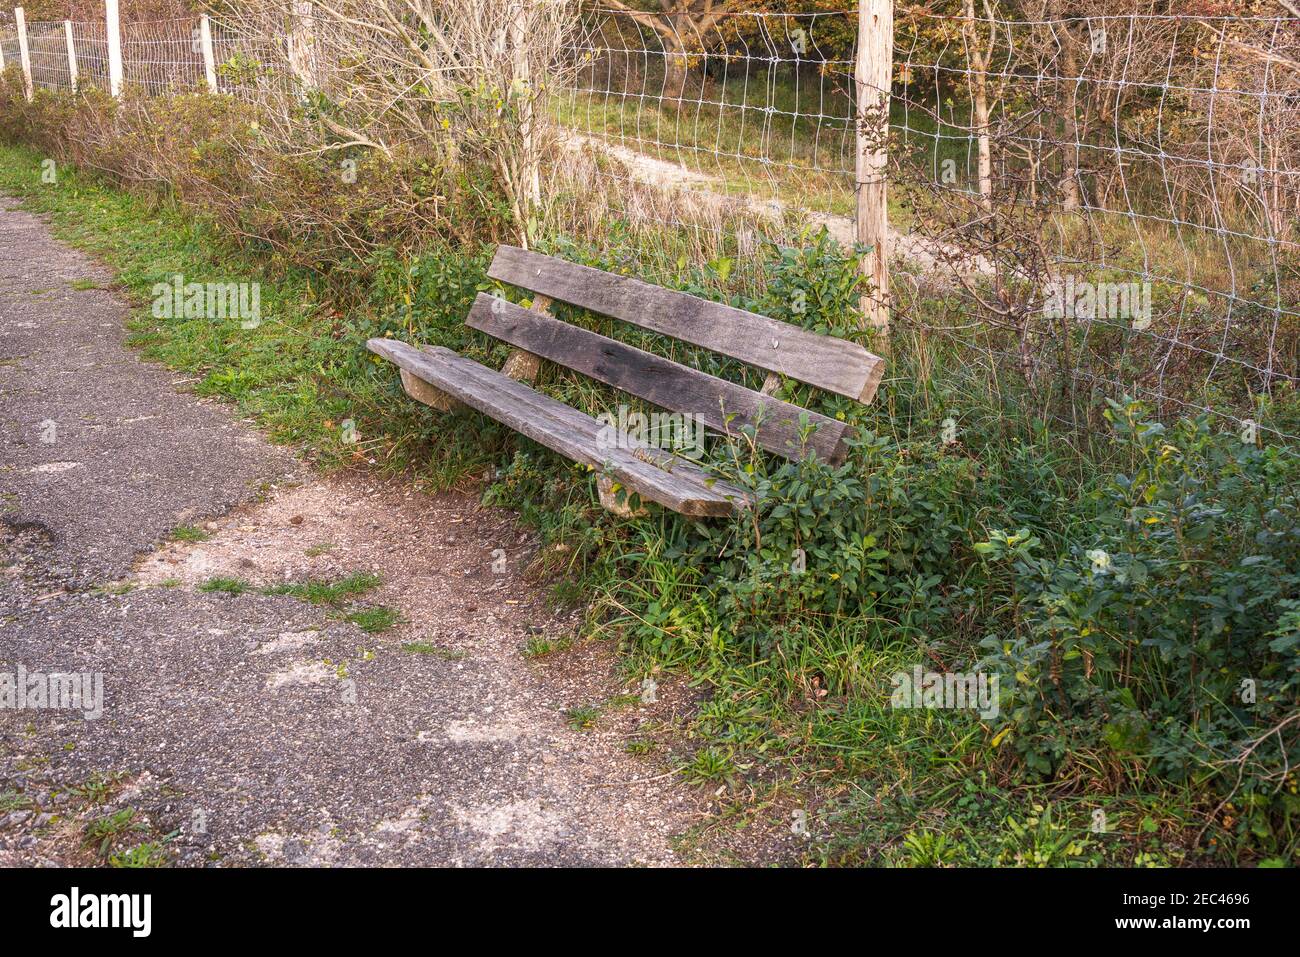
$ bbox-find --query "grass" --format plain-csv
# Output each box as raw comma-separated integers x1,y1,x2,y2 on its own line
83,808,146,857
110,840,171,868
198,577,252,595
72,772,120,805
263,571,382,605
563,705,601,731
342,606,402,634
198,568,395,631
0,790,34,813
522,635,560,657
168,524,211,543
684,747,737,784
92,581,134,596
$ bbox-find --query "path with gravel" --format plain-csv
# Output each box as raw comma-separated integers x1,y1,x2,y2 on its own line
0,196,715,867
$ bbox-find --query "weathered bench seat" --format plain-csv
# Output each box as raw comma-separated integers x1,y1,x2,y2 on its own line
368,245,884,516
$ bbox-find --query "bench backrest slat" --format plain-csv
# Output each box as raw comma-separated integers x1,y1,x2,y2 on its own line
467,293,850,463
487,245,885,403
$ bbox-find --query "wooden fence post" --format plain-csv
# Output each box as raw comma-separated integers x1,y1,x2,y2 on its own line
287,1,316,90
200,14,217,93
855,0,893,337
15,6,33,101
105,0,123,97
65,20,78,93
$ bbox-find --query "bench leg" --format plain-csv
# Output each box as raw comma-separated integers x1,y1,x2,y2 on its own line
597,475,649,518
400,368,461,412
500,294,553,385
501,349,542,383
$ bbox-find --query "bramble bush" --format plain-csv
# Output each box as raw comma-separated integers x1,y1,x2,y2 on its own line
975,399,1300,849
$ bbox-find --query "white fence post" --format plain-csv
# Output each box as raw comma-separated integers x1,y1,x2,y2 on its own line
65,20,78,93
15,6,33,102
200,14,217,94
105,0,123,97
855,0,893,337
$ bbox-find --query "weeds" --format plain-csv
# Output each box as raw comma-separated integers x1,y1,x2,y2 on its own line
342,607,402,634
264,572,382,605
400,642,466,660
198,577,251,595
564,705,600,731
83,808,146,857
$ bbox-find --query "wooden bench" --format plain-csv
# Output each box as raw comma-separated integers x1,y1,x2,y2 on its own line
367,245,885,517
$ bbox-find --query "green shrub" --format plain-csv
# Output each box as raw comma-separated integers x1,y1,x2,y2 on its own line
976,398,1300,850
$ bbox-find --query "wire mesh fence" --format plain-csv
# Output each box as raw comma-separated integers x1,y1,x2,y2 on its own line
0,27,18,76
566,6,1300,440
566,8,860,244
15,14,300,99
119,17,205,94
890,11,1300,440
25,21,71,91
3,4,1296,439
69,20,109,90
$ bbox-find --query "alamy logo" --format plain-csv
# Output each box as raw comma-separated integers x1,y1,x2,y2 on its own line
1042,275,1151,329
595,405,706,457
151,274,261,329
891,666,1000,720
50,887,151,938
0,664,103,720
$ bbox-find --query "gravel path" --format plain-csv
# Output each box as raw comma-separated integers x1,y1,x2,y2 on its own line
0,196,702,867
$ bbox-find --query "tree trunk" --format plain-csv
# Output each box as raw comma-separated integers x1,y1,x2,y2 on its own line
962,0,993,211
1056,16,1082,210
662,39,689,100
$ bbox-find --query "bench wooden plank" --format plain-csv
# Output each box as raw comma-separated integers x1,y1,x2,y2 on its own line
466,293,849,464
406,343,738,498
385,339,750,515
487,245,885,403
367,338,750,516
393,343,735,492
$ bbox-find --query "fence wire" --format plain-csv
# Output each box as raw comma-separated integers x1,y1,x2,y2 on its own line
3,6,1296,440
566,7,1300,441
